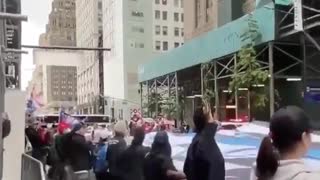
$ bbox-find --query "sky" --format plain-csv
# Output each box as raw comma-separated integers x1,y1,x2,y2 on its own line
20,0,52,90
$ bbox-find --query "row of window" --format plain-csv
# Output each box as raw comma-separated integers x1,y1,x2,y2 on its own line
155,11,184,22
53,85,74,89
155,41,183,51
155,26,184,37
155,0,184,8
52,91,74,96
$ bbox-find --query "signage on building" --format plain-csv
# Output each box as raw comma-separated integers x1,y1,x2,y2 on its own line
294,0,303,31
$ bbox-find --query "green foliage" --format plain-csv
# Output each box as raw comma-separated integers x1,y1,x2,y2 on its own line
160,92,185,120
203,62,215,105
160,96,179,119
229,15,269,109
145,92,162,116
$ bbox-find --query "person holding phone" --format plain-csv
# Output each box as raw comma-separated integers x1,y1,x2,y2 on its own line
183,102,225,180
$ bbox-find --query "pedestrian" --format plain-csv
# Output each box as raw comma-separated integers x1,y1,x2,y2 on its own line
183,103,225,180
144,131,186,180
107,120,128,180
117,127,150,180
62,122,93,172
94,137,109,180
25,122,47,162
250,106,320,180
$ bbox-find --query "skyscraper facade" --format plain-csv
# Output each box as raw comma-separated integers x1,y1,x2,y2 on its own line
153,0,185,52
39,0,76,46
184,0,256,41
76,0,103,114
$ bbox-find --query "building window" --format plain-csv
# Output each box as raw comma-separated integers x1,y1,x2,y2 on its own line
181,28,184,36
181,13,184,22
132,11,144,17
195,0,200,28
155,41,161,50
174,27,180,36
174,13,179,22
162,26,168,36
155,25,161,35
181,0,184,8
155,0,160,4
206,0,211,22
155,10,160,19
174,0,179,7
174,42,180,48
162,0,167,5
162,11,167,20
132,26,144,33
163,41,168,51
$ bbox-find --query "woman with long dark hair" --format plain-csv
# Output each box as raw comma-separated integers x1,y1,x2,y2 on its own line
251,106,320,180
144,131,186,180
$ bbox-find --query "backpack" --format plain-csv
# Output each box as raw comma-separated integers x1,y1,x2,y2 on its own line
94,144,108,173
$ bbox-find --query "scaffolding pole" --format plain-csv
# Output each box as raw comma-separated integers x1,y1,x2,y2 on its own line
269,42,275,116
234,54,239,121
214,62,219,119
301,33,307,108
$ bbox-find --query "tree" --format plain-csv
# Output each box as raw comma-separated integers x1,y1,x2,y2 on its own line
202,62,215,108
229,15,269,121
144,92,162,117
160,91,185,121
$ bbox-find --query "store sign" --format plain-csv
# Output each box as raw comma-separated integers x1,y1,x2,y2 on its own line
294,0,303,31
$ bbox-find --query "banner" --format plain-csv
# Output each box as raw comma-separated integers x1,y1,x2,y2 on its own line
294,0,303,31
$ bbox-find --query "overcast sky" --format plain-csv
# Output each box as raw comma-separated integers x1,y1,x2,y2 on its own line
21,0,52,90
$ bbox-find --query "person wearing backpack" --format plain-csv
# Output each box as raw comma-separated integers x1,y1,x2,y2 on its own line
94,137,109,180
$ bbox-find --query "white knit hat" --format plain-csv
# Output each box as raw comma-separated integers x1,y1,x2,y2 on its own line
114,120,128,136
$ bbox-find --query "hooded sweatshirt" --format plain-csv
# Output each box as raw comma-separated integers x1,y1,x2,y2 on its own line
250,160,320,180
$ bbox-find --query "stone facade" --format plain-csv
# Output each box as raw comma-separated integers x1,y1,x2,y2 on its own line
39,0,76,46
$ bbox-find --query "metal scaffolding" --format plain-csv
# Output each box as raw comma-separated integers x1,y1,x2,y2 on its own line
140,1,320,125
141,73,178,117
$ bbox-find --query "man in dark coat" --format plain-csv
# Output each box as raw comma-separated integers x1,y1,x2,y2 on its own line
183,105,225,180
106,121,128,180
62,123,92,172
117,127,150,180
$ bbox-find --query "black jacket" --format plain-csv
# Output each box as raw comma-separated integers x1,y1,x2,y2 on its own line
106,136,127,177
117,145,150,180
63,133,92,172
183,123,225,180
144,153,176,180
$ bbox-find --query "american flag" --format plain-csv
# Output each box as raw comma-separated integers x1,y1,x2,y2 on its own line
59,108,86,128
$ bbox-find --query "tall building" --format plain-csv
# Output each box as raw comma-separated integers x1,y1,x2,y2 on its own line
101,0,185,120
76,0,103,114
103,0,153,120
28,50,82,114
153,0,185,52
39,0,76,46
184,0,256,41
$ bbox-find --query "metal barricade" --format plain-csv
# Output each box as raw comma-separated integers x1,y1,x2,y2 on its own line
75,170,94,180
21,153,46,180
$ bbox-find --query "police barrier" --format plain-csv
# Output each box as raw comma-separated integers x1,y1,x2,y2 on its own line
21,153,46,180
75,170,93,180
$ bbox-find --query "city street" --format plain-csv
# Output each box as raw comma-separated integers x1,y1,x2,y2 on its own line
144,123,320,180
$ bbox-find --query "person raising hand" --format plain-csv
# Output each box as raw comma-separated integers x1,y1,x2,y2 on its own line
183,102,225,180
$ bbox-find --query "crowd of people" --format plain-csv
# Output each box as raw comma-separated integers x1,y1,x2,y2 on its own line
24,104,320,180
